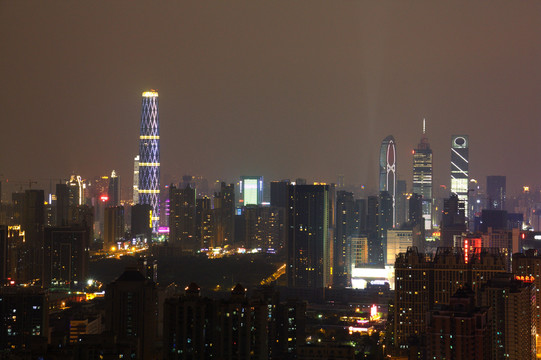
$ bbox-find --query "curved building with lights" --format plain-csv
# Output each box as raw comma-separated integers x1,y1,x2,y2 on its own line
379,135,396,225
451,135,469,218
138,90,160,233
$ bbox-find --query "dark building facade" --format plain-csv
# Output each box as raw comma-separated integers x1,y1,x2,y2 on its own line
334,191,355,287
169,184,197,252
43,226,89,290
487,175,506,211
287,185,330,289
131,203,152,242
426,287,490,360
0,287,48,352
212,182,235,248
105,268,158,360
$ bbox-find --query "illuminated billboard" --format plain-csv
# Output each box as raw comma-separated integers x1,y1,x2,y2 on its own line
240,176,263,206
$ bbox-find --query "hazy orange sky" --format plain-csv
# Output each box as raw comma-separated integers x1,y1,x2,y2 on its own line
2,1,541,197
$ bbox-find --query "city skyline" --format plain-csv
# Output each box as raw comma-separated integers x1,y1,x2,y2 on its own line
2,1,541,197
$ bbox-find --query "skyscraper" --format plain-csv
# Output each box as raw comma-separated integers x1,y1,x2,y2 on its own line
378,191,393,265
138,90,160,233
395,179,407,227
169,184,196,252
412,119,433,230
335,190,355,287
450,135,469,218
379,135,396,226
487,175,506,211
133,155,139,204
108,170,119,206
287,184,330,289
212,182,235,248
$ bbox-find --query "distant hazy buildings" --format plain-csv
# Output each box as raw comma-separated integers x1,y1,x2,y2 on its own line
385,229,412,266
450,135,469,218
379,135,396,226
138,90,160,233
487,175,506,211
412,120,433,230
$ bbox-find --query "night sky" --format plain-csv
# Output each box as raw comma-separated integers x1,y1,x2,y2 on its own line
2,1,541,197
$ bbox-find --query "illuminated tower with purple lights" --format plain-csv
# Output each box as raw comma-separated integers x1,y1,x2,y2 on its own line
138,90,160,234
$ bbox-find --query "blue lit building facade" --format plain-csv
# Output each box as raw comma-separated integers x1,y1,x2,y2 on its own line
138,90,160,234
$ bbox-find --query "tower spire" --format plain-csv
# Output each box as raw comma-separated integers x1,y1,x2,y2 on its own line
423,118,426,135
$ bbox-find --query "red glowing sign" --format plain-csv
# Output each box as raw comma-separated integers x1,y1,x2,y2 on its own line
515,275,535,283
100,195,109,202
464,239,469,264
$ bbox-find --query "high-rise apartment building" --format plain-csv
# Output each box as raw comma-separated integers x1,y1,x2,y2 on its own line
378,191,393,265
394,247,507,348
366,195,380,265
22,189,44,283
450,135,469,218
440,194,466,248
512,250,541,348
168,185,196,252
212,182,235,248
335,191,355,287
196,196,212,250
287,184,330,289
394,247,433,347
270,180,290,208
412,120,433,230
55,183,69,226
379,136,396,225
487,175,506,211
395,180,407,227
426,288,490,360
104,206,124,250
479,273,536,360
105,268,158,360
0,287,48,351
138,90,160,233
43,226,89,290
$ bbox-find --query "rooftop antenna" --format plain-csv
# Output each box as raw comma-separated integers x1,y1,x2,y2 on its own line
423,118,426,135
